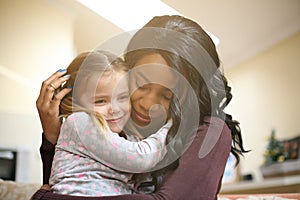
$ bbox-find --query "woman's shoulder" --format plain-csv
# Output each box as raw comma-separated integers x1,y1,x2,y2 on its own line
201,116,231,136
196,116,232,158
203,116,228,127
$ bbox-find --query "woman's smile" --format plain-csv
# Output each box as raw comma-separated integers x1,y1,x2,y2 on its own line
131,107,151,125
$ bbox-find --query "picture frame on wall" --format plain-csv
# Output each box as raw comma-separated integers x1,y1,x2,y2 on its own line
282,136,300,160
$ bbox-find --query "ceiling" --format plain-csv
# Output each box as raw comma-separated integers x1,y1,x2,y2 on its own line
56,0,300,69
162,0,300,69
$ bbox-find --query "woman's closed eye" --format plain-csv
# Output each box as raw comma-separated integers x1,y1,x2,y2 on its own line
138,86,149,92
136,81,148,90
136,82,173,100
162,93,172,101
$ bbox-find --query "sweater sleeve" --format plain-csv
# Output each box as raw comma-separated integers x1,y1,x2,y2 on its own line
61,112,170,173
34,117,232,200
40,133,56,185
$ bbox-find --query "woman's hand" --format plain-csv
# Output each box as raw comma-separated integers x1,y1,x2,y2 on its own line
40,184,51,190
36,69,72,144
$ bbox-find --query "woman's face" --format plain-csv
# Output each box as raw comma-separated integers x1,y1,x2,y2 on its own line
130,53,176,127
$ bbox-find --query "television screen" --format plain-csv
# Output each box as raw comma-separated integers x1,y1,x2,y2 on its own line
0,149,17,181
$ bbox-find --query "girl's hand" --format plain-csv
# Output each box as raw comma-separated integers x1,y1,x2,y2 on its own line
36,69,71,144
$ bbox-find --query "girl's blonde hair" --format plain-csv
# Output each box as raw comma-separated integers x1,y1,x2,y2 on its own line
60,50,128,131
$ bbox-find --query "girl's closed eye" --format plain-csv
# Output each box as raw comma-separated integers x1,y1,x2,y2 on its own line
95,99,107,105
118,94,129,101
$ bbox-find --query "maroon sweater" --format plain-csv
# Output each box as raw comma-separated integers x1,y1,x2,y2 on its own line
32,117,231,200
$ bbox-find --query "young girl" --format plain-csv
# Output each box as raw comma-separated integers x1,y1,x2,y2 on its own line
49,51,171,196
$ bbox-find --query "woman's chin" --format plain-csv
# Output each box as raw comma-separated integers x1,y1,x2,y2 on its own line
135,120,150,127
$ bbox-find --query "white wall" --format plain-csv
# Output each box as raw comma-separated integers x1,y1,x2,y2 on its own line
0,0,75,183
225,32,300,180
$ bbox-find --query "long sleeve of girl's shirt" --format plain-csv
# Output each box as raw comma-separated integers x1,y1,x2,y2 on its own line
55,112,170,173
33,116,232,200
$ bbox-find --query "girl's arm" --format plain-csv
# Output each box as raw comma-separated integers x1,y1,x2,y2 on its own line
34,117,231,200
62,112,171,173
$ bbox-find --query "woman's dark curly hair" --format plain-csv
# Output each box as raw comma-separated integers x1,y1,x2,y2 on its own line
125,15,248,191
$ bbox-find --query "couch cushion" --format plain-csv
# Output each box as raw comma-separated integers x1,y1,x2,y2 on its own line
0,179,41,200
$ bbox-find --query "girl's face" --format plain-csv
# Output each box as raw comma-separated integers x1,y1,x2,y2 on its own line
78,70,131,133
130,53,176,127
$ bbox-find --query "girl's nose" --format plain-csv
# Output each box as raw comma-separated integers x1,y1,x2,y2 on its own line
108,104,120,115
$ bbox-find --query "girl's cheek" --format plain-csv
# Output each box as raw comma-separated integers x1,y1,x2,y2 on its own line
94,106,106,116
121,101,131,113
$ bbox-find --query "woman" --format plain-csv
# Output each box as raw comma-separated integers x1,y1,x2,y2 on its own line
33,15,247,200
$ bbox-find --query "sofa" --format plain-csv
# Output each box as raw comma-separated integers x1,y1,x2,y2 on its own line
219,194,300,200
0,179,299,200
0,179,40,200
